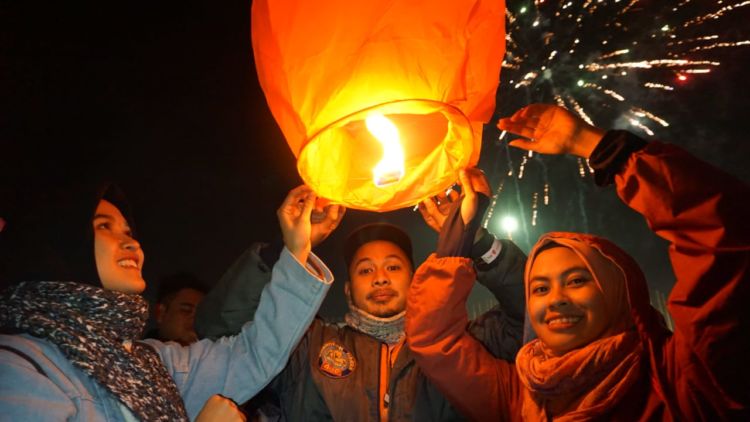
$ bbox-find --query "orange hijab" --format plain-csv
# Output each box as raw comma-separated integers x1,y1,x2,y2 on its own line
515,233,644,421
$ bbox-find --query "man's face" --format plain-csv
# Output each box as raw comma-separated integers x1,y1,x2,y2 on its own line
347,240,413,318
156,288,205,345
93,200,146,294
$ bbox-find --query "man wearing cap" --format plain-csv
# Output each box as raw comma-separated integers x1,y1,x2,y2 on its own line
196,178,526,421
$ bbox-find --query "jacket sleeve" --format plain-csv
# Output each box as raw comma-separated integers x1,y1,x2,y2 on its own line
614,142,750,413
145,247,333,420
406,255,523,422
195,243,275,340
469,237,527,360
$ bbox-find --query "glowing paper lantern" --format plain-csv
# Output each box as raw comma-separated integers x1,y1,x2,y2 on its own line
252,0,506,211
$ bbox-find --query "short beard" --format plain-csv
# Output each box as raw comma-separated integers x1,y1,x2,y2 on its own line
371,307,402,318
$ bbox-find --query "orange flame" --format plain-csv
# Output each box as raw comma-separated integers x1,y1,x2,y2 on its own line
366,114,405,187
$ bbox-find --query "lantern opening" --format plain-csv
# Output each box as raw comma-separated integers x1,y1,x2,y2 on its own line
366,114,405,187
297,99,476,211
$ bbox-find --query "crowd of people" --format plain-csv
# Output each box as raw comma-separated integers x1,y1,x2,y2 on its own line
0,103,748,421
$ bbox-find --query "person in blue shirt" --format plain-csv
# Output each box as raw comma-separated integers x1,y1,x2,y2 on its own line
0,182,334,421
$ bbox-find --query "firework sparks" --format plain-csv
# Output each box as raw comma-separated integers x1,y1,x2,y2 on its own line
577,158,587,178
585,59,721,71
583,83,626,101
631,107,670,127
628,118,655,136
644,82,674,91
683,1,750,27
518,154,529,179
486,0,747,245
688,40,750,52
500,0,746,146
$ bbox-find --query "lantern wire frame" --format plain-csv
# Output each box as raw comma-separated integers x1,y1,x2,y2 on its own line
298,99,481,211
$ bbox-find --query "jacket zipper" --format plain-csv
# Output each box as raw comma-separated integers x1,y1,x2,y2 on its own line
379,343,392,422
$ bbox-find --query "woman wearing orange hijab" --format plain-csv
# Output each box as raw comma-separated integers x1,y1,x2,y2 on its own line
406,104,750,420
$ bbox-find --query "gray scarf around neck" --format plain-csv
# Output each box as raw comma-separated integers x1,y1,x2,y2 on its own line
344,296,405,345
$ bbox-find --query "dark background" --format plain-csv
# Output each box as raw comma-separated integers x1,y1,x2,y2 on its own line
2,0,748,318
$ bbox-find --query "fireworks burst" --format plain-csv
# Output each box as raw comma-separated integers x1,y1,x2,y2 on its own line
484,0,748,248
502,0,748,136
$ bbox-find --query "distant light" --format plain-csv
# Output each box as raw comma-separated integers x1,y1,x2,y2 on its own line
520,6,527,13
577,80,584,86
500,216,519,234
677,74,688,81
602,75,608,79
532,20,540,27
621,71,628,76
661,25,670,32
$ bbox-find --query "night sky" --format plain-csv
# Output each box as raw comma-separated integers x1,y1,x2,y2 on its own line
2,1,749,318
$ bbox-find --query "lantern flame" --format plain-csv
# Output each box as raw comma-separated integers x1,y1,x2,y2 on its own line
366,114,405,187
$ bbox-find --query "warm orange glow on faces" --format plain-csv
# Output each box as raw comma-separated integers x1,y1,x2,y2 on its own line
366,114,405,187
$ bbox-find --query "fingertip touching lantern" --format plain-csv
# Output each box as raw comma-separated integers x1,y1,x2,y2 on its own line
252,0,506,211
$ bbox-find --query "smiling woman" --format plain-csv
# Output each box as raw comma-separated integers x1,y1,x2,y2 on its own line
406,104,750,421
526,242,627,357
93,200,146,294
0,181,334,421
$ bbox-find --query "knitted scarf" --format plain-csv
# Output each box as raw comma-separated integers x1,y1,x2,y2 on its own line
515,330,643,421
0,281,188,421
344,296,405,345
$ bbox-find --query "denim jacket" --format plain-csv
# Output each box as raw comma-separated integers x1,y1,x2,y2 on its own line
0,247,332,421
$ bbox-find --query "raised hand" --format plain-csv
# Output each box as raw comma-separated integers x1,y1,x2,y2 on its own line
418,189,459,233
277,185,316,264
497,104,605,158
458,168,491,226
432,168,492,258
195,395,246,422
418,168,490,231
310,199,346,248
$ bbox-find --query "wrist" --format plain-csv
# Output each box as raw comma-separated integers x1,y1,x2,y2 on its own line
575,125,606,158
473,227,489,245
285,238,311,263
470,228,494,260
290,247,311,266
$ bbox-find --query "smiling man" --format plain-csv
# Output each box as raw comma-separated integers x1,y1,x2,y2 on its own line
342,224,413,342
347,239,409,317
197,211,527,421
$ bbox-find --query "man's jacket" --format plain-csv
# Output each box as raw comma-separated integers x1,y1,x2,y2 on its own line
197,237,527,421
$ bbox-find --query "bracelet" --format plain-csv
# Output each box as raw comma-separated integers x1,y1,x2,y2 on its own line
479,238,503,265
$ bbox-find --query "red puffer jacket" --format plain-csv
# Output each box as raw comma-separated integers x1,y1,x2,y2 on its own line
406,141,750,421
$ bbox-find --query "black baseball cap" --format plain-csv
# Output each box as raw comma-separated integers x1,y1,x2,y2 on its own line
343,223,414,270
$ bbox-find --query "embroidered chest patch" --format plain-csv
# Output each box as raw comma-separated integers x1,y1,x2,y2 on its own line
318,341,356,378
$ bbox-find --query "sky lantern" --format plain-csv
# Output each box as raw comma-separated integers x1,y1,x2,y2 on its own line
252,0,506,211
